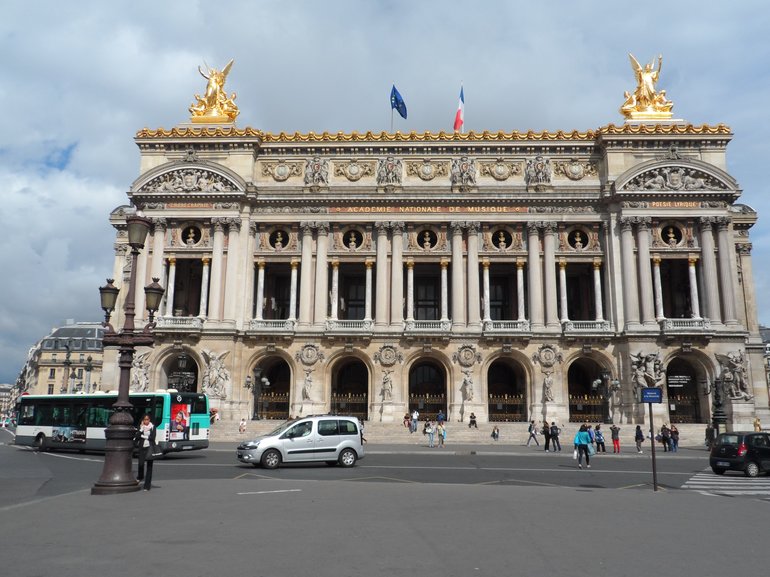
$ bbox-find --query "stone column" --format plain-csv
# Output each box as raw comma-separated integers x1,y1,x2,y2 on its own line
223,219,241,321
593,259,604,321
527,223,544,329
482,259,491,322
558,259,569,323
289,258,299,321
135,237,149,322
737,244,759,332
243,223,258,323
516,259,526,322
636,219,655,326
652,255,664,320
165,257,177,317
688,256,701,318
199,257,210,318
390,222,405,327
699,218,721,323
255,260,266,320
364,259,373,322
620,217,640,328
150,218,167,280
406,259,415,322
298,223,314,327
543,223,559,328
313,223,330,325
330,259,339,321
440,258,449,321
451,222,466,328
375,222,390,327
717,218,738,326
208,218,226,321
466,222,481,329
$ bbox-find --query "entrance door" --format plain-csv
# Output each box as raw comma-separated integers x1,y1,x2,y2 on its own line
408,361,446,419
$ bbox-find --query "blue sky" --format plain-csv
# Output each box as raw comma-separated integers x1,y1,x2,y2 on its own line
1,1,769,383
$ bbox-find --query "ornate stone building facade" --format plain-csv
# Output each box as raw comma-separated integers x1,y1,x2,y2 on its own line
90,56,765,430
99,120,768,430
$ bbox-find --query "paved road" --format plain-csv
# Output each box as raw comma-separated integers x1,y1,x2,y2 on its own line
3,430,770,577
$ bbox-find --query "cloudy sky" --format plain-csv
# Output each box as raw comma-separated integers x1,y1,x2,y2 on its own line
1,1,768,383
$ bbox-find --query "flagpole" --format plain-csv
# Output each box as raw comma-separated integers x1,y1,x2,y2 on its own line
391,108,394,133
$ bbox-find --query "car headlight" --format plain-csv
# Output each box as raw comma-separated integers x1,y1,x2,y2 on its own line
244,440,260,449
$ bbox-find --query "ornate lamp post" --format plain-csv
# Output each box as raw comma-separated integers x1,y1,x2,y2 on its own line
85,356,93,394
92,213,164,495
245,367,270,420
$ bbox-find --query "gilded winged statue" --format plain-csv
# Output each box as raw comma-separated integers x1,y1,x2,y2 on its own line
620,53,673,119
189,59,239,122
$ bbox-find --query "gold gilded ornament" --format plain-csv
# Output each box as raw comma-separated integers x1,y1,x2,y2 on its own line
620,54,674,120
189,59,239,123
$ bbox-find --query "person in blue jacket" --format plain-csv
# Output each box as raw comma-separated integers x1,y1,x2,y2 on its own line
574,424,593,469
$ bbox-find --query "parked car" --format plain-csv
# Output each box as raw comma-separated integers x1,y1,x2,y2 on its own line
709,431,770,477
236,415,365,469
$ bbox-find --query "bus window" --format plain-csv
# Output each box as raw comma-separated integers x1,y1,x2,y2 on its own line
36,403,54,426
52,404,72,427
19,403,36,426
87,398,112,428
74,404,88,429
190,396,208,415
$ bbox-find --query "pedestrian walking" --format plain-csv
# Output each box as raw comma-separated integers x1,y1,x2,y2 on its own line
550,422,562,451
542,421,552,451
574,424,592,469
436,410,445,425
660,424,671,452
594,424,606,453
587,424,596,446
238,417,247,434
754,417,762,432
411,409,419,433
634,425,645,453
670,425,679,452
610,424,621,453
526,420,539,446
135,414,158,491
705,423,716,449
425,420,435,448
437,423,446,448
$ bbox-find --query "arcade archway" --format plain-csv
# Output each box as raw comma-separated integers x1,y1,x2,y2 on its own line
567,357,606,422
666,357,704,423
408,360,447,419
164,352,199,393
252,357,291,420
487,358,527,422
330,358,369,421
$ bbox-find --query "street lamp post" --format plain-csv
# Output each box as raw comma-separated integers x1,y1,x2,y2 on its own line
85,356,93,394
245,367,270,420
92,213,164,495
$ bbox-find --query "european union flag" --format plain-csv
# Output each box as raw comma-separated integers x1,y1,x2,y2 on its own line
390,85,407,119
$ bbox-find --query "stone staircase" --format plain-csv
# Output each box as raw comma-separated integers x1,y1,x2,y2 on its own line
210,419,711,448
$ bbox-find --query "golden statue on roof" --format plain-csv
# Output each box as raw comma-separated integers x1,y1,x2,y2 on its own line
620,54,674,120
189,59,239,123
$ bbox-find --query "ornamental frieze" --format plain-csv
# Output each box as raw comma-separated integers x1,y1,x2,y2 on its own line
296,343,325,366
261,206,329,214
529,206,596,213
622,166,727,191
333,160,375,182
377,156,403,186
532,344,563,370
140,168,237,193
553,159,597,181
261,160,303,182
453,344,481,368
406,160,448,181
373,344,404,367
478,159,522,181
525,155,552,187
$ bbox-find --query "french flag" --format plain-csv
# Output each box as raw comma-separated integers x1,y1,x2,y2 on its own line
453,85,464,132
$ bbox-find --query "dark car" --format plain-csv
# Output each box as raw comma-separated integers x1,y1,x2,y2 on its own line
709,432,770,477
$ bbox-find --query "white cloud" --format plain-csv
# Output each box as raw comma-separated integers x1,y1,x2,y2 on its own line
1,0,770,380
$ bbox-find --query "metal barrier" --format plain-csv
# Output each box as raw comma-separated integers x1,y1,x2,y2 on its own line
330,393,369,421
488,394,526,422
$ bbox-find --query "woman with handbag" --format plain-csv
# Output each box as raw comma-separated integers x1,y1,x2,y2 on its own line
135,414,157,491
573,424,592,469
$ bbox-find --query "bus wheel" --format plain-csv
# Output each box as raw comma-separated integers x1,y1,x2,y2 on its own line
34,434,47,451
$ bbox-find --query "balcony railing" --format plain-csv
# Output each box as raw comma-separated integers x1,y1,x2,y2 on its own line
404,319,452,332
483,320,531,333
563,320,611,332
660,318,712,331
155,316,204,331
248,319,296,332
325,319,374,332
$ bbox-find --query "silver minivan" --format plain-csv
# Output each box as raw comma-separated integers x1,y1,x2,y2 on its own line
236,415,365,469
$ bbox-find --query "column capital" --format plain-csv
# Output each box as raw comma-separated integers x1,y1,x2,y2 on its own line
543,222,557,235
481,258,490,269
440,257,450,269
227,218,241,232
316,222,330,235
592,258,603,270
300,221,315,235
652,253,661,264
152,218,167,231
365,258,375,268
516,258,526,269
636,216,652,231
620,216,636,231
249,221,258,236
558,258,567,269
374,221,390,235
406,258,415,269
202,257,211,265
737,243,752,255
390,221,406,234
450,221,465,235
467,221,481,235
699,216,716,230
167,256,176,265
688,255,699,266
716,216,732,230
257,258,266,269
290,258,300,269
331,258,339,269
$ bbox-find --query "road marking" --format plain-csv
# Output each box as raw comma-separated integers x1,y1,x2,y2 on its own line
237,489,303,495
681,471,770,498
0,489,92,512
38,452,103,463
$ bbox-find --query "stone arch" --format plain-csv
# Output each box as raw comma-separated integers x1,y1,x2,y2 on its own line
484,351,531,422
565,352,614,423
131,160,247,193
246,351,293,420
614,157,738,196
404,351,451,419
152,346,201,393
327,353,371,421
662,350,714,424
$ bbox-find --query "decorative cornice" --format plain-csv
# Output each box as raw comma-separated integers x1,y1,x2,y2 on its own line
135,123,731,141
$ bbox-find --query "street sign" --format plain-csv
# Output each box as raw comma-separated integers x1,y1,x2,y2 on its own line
640,387,663,404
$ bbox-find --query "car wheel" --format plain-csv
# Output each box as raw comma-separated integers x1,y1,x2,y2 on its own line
34,434,47,451
711,467,726,475
338,448,357,468
261,449,281,470
745,461,760,478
